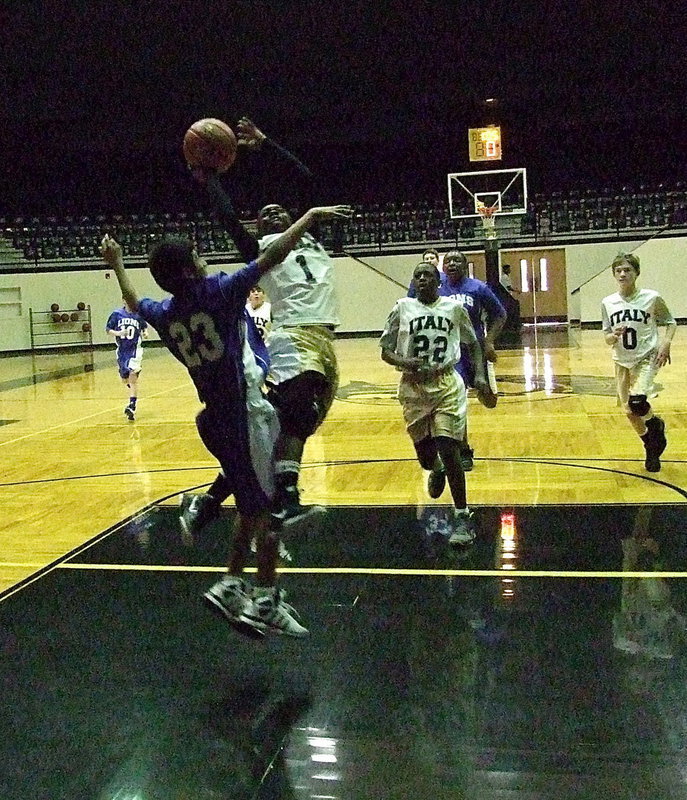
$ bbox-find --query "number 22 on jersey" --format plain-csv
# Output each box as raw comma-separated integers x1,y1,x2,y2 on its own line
413,334,449,363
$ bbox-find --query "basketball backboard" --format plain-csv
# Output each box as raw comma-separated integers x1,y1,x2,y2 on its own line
447,167,527,219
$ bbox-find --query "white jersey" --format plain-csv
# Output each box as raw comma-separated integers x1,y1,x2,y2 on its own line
258,232,339,328
601,288,674,368
246,300,271,340
379,296,475,370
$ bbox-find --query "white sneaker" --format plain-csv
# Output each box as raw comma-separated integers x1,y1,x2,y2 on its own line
244,587,309,638
203,576,264,639
449,509,476,547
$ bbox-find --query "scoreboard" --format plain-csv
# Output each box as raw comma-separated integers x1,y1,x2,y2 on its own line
468,126,502,162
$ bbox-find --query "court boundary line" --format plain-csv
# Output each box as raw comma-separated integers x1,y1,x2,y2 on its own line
4,562,687,579
2,494,686,602
0,485,203,603
0,455,685,493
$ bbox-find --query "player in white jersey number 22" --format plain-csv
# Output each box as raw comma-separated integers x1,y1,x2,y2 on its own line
380,261,489,548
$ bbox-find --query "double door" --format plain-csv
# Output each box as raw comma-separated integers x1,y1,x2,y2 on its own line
498,248,568,322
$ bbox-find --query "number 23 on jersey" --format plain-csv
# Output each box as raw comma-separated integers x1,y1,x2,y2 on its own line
169,313,224,368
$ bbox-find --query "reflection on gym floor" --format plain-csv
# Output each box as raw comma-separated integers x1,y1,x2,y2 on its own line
2,503,687,799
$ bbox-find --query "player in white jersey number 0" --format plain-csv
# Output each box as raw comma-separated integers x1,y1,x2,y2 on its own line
601,253,676,473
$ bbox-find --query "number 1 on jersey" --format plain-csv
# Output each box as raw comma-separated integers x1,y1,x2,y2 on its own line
296,254,316,284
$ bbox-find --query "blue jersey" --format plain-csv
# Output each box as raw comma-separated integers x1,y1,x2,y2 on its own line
105,308,147,374
138,262,267,408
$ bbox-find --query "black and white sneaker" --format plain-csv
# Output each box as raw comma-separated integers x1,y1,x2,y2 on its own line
449,509,476,547
271,487,326,529
427,467,447,499
124,405,135,421
179,493,221,537
203,576,265,639
460,446,474,472
244,587,309,638
643,416,667,473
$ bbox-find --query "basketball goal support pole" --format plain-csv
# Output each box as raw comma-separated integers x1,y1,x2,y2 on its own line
484,237,500,288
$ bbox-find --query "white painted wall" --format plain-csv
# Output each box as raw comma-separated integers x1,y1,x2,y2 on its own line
0,254,416,352
571,236,687,323
0,267,164,352
1,237,685,352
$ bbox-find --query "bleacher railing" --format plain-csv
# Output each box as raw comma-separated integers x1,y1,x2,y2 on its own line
2,190,686,269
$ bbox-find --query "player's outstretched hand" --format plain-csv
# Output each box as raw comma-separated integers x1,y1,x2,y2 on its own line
310,205,354,220
100,234,122,266
237,117,266,149
655,342,671,367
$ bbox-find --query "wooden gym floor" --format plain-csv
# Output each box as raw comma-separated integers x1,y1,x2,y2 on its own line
1,328,687,799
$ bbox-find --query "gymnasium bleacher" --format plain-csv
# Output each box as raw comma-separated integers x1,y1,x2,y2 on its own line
2,181,686,267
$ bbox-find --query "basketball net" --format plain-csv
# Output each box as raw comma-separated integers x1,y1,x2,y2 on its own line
477,203,498,240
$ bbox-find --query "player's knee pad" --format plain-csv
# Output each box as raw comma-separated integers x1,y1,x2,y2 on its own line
628,394,650,417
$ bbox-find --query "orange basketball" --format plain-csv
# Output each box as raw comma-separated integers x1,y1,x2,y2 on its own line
183,118,237,172
82,322,91,332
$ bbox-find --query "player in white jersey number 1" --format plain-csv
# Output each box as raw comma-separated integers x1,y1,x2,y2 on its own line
380,261,489,548
182,117,346,535
601,253,676,472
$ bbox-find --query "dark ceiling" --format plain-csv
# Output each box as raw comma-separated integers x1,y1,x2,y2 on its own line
2,0,686,214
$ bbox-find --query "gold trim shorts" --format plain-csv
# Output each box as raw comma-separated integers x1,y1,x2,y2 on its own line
266,324,339,416
398,368,467,443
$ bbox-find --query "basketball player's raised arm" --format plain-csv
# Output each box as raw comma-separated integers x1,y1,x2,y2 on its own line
256,205,353,275
101,235,140,312
203,172,260,262
237,117,322,231
237,117,315,188
655,295,677,367
457,306,487,388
